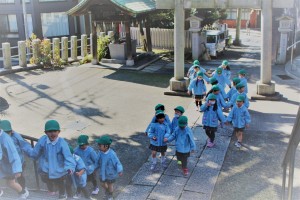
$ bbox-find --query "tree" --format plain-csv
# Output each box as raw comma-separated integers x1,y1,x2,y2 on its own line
194,8,228,26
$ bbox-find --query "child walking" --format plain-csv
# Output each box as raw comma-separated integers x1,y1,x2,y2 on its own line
0,120,30,194
95,136,123,200
0,125,29,199
226,77,240,101
238,69,248,94
228,83,250,108
211,68,231,90
74,135,99,195
148,110,171,171
67,146,96,200
188,71,207,111
145,104,171,135
164,116,195,176
226,95,251,148
200,94,226,147
24,120,76,200
170,106,185,133
218,60,231,80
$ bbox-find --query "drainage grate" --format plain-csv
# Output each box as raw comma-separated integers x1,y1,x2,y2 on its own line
277,75,294,80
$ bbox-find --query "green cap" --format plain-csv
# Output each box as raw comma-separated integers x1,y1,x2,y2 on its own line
96,135,112,145
178,116,188,128
222,60,228,66
236,82,245,89
197,71,204,77
239,69,246,75
155,110,165,117
210,77,218,84
193,60,200,66
236,95,245,102
0,120,12,132
232,77,241,84
207,93,217,100
45,120,60,131
155,104,164,111
77,135,89,145
69,145,74,154
216,68,223,74
211,85,220,91
174,106,185,114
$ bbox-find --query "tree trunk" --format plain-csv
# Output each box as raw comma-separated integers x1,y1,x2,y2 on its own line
233,8,242,46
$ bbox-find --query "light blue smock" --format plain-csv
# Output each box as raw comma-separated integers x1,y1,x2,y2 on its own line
167,127,196,153
74,146,97,175
188,78,207,95
226,105,251,128
200,104,226,127
148,122,170,147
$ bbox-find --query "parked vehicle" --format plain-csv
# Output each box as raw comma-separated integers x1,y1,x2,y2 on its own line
206,30,226,58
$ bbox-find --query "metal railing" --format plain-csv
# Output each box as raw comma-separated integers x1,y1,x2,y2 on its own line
20,134,40,191
282,106,300,200
287,40,300,67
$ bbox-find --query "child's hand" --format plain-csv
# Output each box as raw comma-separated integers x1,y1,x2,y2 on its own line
15,173,21,178
152,136,157,141
246,124,250,128
163,138,168,142
191,150,195,154
119,172,123,177
187,91,191,95
67,169,73,175
75,172,82,177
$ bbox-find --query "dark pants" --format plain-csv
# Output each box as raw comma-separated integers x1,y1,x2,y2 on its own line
87,172,97,189
204,127,217,142
65,175,91,198
17,163,26,189
40,173,66,196
176,151,190,169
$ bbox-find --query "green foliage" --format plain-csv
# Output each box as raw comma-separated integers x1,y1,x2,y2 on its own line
195,9,228,26
148,10,175,28
26,33,63,68
97,36,111,61
80,54,93,65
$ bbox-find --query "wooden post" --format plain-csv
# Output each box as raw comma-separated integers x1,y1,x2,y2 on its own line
81,34,88,57
139,21,147,51
71,36,77,60
61,37,68,62
18,41,27,68
2,43,12,69
52,38,60,59
91,14,98,65
145,18,153,53
125,21,134,66
32,39,41,65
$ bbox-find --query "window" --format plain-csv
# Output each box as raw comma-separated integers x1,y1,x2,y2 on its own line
41,12,69,37
0,14,18,34
227,9,237,20
39,0,65,2
0,0,15,3
207,35,216,43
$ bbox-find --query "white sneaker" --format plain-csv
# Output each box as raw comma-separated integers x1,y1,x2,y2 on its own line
91,187,99,195
236,141,242,148
73,193,81,199
19,189,29,199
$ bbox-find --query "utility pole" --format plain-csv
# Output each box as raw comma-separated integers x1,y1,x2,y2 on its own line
233,8,242,46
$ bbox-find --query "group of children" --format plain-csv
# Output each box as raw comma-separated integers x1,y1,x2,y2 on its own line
145,59,251,176
0,119,123,200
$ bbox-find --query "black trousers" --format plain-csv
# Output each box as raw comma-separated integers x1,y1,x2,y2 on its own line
176,151,190,169
40,173,66,195
65,175,91,198
204,127,217,142
87,172,98,188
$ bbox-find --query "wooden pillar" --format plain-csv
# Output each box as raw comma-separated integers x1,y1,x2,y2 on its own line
145,18,152,53
139,20,147,51
125,21,134,66
91,14,98,65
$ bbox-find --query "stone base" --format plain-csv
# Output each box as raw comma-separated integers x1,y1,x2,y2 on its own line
101,58,126,64
169,77,189,92
91,59,99,65
164,90,191,97
251,92,283,101
256,81,275,95
126,59,135,66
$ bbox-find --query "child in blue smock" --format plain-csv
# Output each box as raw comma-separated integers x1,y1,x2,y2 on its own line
200,94,226,148
95,136,123,200
145,104,171,135
74,135,99,195
188,71,207,111
211,68,231,90
0,120,31,194
164,116,195,176
66,146,96,200
238,69,248,94
24,120,76,200
226,78,240,101
208,77,227,99
170,106,185,134
228,83,250,108
0,125,29,199
226,95,251,148
148,110,171,171
217,60,231,80
206,85,229,109
187,60,210,82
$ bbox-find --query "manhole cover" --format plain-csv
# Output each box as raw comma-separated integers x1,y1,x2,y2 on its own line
277,75,294,80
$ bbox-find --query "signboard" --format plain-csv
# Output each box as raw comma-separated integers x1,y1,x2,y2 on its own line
156,0,295,9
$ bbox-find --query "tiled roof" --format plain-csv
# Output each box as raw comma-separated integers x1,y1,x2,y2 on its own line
67,0,156,16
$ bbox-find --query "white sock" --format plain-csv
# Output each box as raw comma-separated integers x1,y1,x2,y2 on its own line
161,156,166,163
152,157,157,164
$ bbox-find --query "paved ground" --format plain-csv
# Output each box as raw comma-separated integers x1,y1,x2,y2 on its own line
0,28,299,200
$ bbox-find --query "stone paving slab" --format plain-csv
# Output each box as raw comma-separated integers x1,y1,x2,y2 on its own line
132,162,164,186
184,165,220,194
179,190,211,200
116,185,153,200
164,156,198,178
148,175,187,200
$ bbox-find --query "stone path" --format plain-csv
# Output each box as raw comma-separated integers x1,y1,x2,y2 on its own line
116,103,234,200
